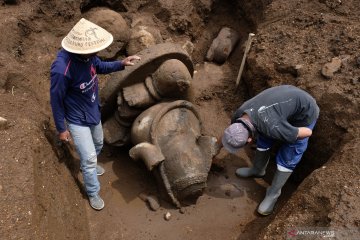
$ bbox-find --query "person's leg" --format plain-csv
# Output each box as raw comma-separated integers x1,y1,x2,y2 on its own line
236,134,274,178
258,121,316,215
90,122,105,176
91,121,104,155
68,123,104,210
257,169,292,215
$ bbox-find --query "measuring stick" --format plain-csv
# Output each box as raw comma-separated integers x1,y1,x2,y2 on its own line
235,33,255,90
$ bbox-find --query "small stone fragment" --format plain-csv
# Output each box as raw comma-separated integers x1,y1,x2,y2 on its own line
164,212,171,221
127,26,156,55
351,77,359,85
179,208,186,214
220,183,242,197
182,40,194,55
138,193,160,211
146,195,160,211
356,57,360,68
206,27,239,64
321,57,342,79
295,64,303,77
0,117,8,130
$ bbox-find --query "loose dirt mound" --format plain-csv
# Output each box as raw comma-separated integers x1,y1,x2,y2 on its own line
0,0,359,239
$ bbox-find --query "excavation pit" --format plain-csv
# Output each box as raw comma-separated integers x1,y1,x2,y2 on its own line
1,0,359,239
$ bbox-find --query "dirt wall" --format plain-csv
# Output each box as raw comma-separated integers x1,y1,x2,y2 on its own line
0,1,89,239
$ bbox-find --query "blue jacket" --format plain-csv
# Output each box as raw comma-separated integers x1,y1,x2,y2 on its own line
50,49,124,133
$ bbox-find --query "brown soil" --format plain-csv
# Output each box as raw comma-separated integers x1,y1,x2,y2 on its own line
0,0,359,240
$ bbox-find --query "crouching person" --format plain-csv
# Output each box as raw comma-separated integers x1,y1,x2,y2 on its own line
50,18,140,210
219,85,319,215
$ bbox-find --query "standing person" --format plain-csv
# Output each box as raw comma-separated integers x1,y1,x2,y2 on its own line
219,85,319,215
50,18,140,210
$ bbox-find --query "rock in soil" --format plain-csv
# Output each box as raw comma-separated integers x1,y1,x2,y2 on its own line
164,212,171,221
0,117,8,130
139,193,160,211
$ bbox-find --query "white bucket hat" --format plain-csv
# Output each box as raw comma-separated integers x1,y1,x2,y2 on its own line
61,18,114,54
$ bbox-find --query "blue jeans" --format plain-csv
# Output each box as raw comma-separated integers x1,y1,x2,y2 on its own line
68,122,103,197
256,121,317,172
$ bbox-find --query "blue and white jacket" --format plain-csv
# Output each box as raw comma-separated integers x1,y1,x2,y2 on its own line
50,49,124,133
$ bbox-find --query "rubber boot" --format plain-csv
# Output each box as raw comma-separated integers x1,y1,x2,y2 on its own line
257,170,292,215
236,149,270,178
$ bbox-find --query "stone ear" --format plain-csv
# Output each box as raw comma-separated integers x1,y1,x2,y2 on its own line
129,142,165,171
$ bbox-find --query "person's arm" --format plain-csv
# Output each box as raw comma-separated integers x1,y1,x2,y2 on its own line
121,55,141,66
50,72,69,138
94,55,141,74
268,120,314,143
94,57,124,74
268,120,299,143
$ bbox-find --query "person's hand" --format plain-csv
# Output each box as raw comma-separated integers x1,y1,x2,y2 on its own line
297,127,312,139
121,55,141,66
59,130,71,142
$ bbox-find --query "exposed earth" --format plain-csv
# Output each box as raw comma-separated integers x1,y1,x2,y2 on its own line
0,0,359,240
